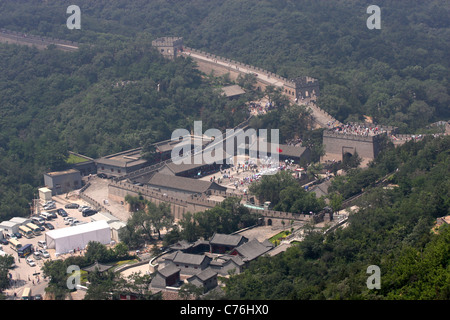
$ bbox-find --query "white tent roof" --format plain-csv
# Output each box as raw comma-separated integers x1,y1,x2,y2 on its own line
46,220,111,254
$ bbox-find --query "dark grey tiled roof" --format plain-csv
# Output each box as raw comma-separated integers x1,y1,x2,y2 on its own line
221,85,246,97
147,173,226,193
233,239,273,261
188,268,217,282
158,264,181,278
210,233,248,247
171,251,211,266
82,261,113,273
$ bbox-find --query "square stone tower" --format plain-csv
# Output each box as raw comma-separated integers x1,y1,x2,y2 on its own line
151,37,184,59
291,76,320,100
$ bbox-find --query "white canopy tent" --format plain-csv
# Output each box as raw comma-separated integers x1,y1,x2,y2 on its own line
46,220,111,255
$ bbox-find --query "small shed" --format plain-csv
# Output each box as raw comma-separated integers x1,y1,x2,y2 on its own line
150,265,181,289
108,221,127,243
9,217,32,226
82,261,114,273
221,85,246,100
0,221,20,235
163,251,212,275
43,169,82,195
39,187,52,202
229,239,274,262
187,268,218,293
209,233,248,254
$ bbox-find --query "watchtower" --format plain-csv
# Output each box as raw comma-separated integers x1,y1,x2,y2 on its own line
291,76,320,100
322,123,397,165
151,37,184,59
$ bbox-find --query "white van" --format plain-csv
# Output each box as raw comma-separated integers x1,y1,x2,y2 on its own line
38,240,47,249
40,212,51,220
31,216,45,225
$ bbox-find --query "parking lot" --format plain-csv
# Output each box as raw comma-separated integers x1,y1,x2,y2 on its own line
2,197,96,299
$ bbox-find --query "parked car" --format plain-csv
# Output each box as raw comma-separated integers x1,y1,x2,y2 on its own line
34,294,43,300
64,217,73,225
65,203,79,209
26,258,36,267
39,212,52,220
0,238,8,245
97,173,107,179
5,233,16,240
38,225,45,232
78,205,90,212
69,219,80,226
44,200,55,206
44,223,54,230
57,209,68,217
33,251,41,260
38,240,47,249
38,249,50,258
31,216,45,225
48,212,57,219
13,232,22,239
82,209,98,217
43,203,56,210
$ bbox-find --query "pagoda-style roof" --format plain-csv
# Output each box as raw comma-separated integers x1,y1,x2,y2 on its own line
82,261,114,273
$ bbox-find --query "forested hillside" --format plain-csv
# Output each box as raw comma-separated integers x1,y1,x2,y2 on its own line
1,0,448,130
224,136,450,299
0,37,247,221
0,0,448,300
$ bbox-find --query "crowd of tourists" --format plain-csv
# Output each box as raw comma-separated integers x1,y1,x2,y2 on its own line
327,122,386,136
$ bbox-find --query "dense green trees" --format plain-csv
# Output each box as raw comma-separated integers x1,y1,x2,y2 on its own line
249,170,325,214
179,197,260,242
0,37,247,222
0,0,448,300
122,196,260,247
0,254,15,296
0,0,448,222
122,196,174,248
225,136,450,299
1,0,447,131
41,240,160,300
162,197,260,245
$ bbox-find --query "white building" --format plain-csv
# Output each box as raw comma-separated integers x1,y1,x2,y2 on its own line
46,220,111,255
0,221,20,235
89,212,126,243
9,217,31,226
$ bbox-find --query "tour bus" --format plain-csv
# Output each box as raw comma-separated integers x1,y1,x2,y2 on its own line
21,287,32,300
8,238,22,252
18,225,33,239
18,243,33,258
26,223,41,236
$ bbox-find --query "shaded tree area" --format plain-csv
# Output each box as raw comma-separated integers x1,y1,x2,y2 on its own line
41,240,147,300
0,254,15,297
1,0,448,132
249,170,325,214
0,0,448,222
0,35,247,222
224,136,450,299
164,197,261,245
121,195,174,249
121,195,260,247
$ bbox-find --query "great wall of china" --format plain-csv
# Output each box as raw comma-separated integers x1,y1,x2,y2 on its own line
3,31,447,227
0,29,79,52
